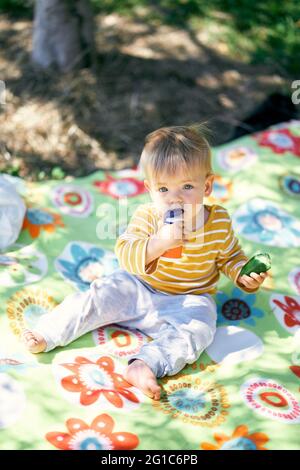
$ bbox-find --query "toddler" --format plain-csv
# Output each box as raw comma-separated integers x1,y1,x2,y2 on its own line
23,124,268,400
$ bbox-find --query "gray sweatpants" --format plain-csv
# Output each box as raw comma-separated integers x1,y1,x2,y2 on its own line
34,268,217,378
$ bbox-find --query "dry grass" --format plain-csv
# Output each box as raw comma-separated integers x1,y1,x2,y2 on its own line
0,12,292,180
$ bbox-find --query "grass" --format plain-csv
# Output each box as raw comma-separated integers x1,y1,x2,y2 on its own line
0,0,299,74
91,0,300,75
0,0,33,16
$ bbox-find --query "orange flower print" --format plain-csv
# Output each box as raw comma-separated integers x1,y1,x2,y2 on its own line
22,208,64,238
201,425,269,450
206,175,233,204
46,413,139,450
60,356,139,408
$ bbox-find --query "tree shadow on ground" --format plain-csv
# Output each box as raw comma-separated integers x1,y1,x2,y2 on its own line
0,10,297,180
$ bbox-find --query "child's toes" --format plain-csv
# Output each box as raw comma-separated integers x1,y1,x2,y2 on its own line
148,379,161,400
22,330,35,344
24,339,39,353
21,329,46,353
27,338,37,348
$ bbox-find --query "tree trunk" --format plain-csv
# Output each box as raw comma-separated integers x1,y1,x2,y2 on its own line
32,0,96,72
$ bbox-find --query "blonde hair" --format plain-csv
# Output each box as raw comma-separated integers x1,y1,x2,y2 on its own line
139,123,213,182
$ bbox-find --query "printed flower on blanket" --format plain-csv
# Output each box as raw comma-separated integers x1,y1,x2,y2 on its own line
254,128,300,157
6,288,58,338
233,198,300,247
280,172,300,199
153,370,230,428
216,287,264,327
290,365,300,379
0,245,47,287
93,174,147,199
241,378,300,424
201,425,269,450
93,324,150,361
22,208,64,238
270,294,300,334
46,414,139,450
57,355,141,408
0,253,39,283
205,175,233,204
51,184,93,217
0,352,37,374
55,242,119,291
216,146,257,173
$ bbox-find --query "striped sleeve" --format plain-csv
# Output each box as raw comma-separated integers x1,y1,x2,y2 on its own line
216,212,260,293
114,204,159,276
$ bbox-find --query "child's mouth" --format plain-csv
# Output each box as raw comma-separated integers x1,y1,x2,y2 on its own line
164,207,184,224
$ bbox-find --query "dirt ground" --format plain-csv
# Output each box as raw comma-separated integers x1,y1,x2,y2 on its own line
0,12,294,180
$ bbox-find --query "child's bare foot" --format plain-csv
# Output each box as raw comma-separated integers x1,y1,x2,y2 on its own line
124,359,161,400
21,329,47,353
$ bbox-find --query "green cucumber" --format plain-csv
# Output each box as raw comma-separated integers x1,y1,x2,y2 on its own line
240,253,271,277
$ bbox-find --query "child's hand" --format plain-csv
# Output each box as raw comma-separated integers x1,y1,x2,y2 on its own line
237,272,268,290
155,216,188,250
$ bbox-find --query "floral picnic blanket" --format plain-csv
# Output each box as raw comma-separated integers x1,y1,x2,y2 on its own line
0,120,300,450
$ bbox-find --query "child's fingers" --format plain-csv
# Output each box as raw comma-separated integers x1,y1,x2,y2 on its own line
239,270,269,289
260,272,268,278
249,272,262,282
239,275,258,288
250,272,267,283
183,228,192,241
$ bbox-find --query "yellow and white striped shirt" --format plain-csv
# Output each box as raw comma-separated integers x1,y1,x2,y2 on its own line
115,202,257,295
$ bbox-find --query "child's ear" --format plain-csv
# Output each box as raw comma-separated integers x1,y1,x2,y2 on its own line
144,179,151,192
204,175,214,197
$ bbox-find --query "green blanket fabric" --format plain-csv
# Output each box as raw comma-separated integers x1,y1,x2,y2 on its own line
1,120,300,450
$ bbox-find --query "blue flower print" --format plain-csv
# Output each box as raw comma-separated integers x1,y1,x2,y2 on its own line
216,287,264,327
55,242,119,291
233,198,300,247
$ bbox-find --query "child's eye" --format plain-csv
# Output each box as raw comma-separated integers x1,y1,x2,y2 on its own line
184,184,194,190
158,187,168,192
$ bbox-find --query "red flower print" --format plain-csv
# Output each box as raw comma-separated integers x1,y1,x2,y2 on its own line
93,174,147,199
61,356,139,407
273,296,300,328
254,129,300,157
290,365,300,378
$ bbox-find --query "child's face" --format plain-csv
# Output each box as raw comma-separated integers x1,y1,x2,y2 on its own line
144,168,214,228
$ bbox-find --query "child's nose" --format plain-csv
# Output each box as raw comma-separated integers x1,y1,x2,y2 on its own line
167,193,183,206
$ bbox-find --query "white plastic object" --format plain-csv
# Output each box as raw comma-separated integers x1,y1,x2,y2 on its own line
0,175,26,250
